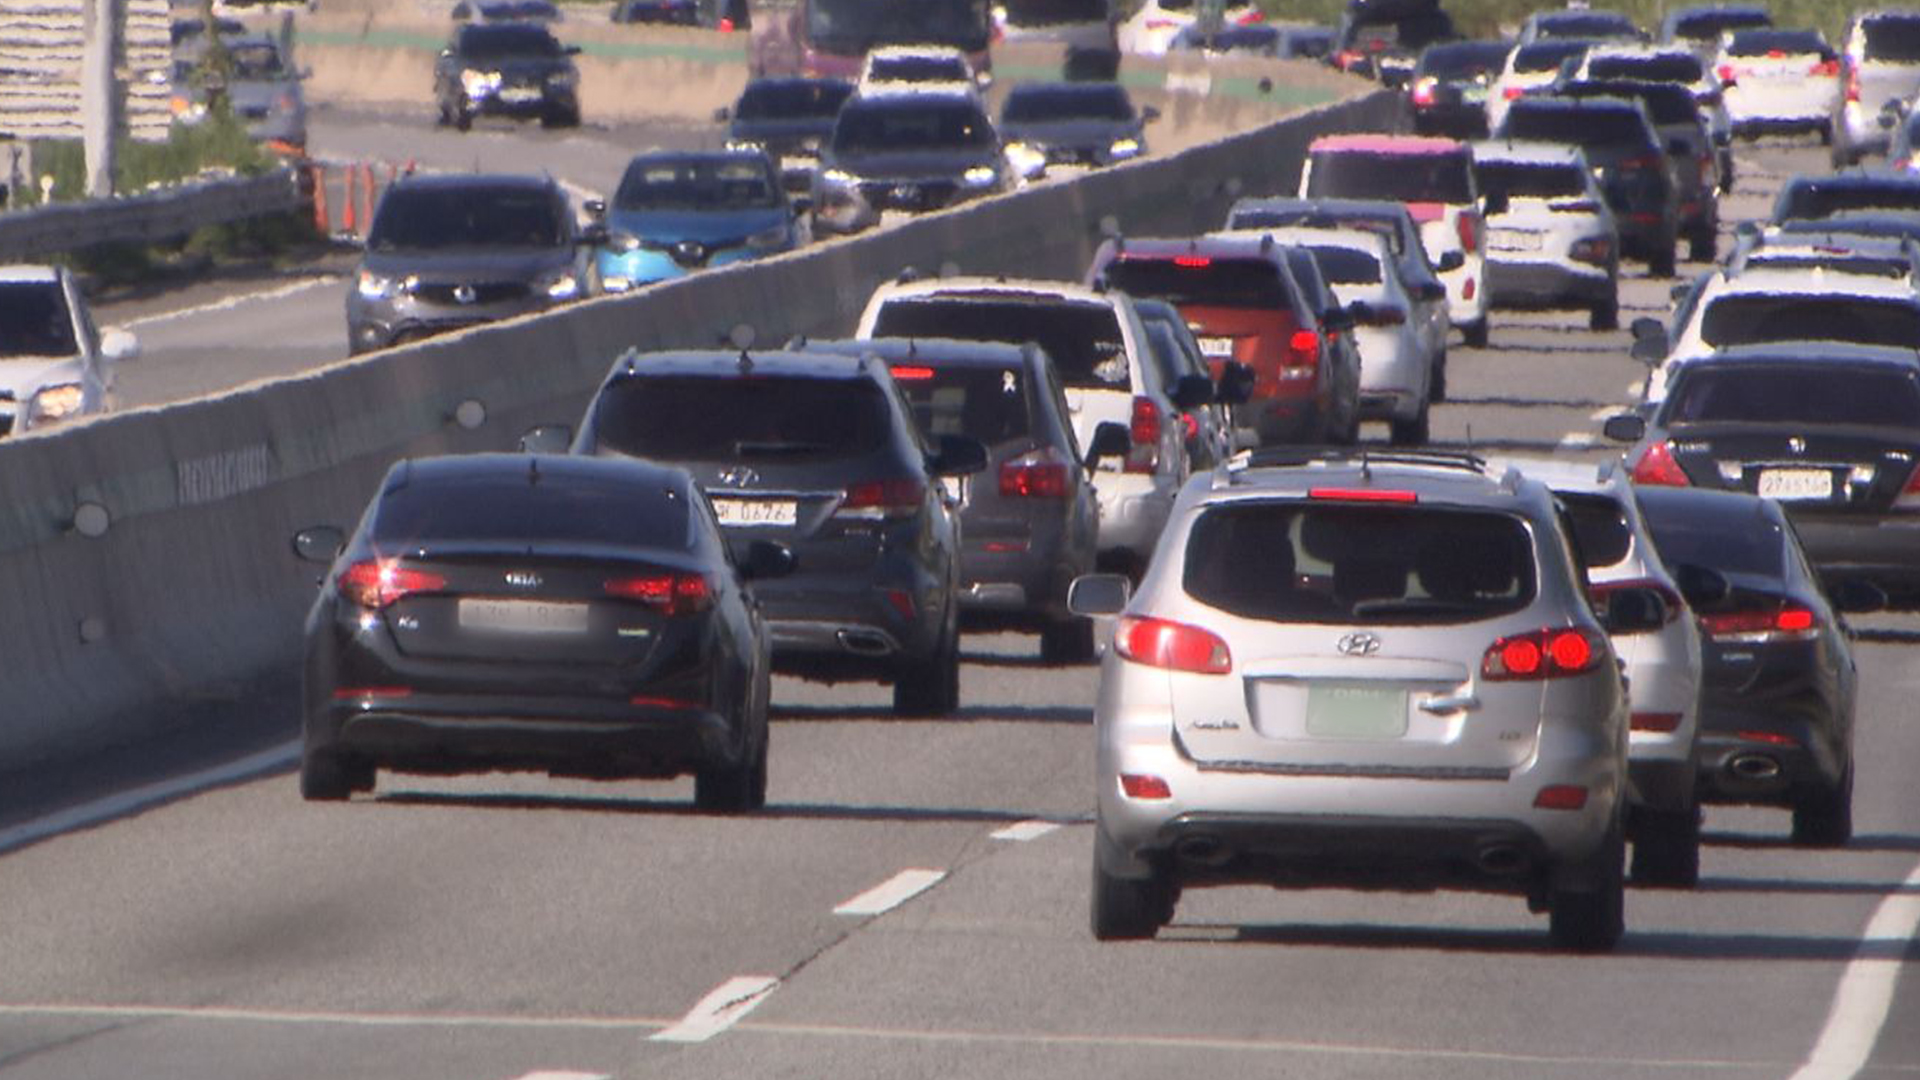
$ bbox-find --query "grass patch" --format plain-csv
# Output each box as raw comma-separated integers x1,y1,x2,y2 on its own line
1258,0,1874,41
16,107,272,208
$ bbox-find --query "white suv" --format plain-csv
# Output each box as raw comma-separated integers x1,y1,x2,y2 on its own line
1472,140,1621,329
0,264,138,438
856,276,1206,577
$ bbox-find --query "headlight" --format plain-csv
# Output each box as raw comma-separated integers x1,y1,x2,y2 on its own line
1108,137,1141,158
961,165,1000,188
460,68,502,95
819,167,858,186
605,230,642,253
29,383,85,424
355,270,410,300
746,224,790,250
539,270,582,300
1004,142,1047,178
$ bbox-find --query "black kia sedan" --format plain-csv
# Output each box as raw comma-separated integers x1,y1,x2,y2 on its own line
432,22,581,130
293,454,787,809
1634,487,1876,847
998,81,1156,169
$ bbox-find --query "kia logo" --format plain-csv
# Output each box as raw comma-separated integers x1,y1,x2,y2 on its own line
718,466,758,488
452,283,478,305
504,571,542,588
1337,631,1381,656
1788,436,1807,455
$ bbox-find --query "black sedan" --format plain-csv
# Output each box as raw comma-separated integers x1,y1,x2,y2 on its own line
1634,487,1877,847
998,81,1157,169
1607,343,1920,607
293,454,788,808
1408,39,1511,139
432,22,581,131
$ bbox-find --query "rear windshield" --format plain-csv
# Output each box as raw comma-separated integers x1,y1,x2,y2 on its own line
1514,40,1590,72
1585,53,1702,81
1229,208,1405,254
735,79,853,120
1534,12,1637,39
890,365,1032,444
1699,295,1920,349
1777,180,1920,221
1564,84,1696,124
1305,149,1474,203
1673,9,1769,41
1001,0,1107,26
868,55,969,82
1305,246,1381,285
1476,160,1586,200
1182,503,1538,625
0,282,78,357
1003,84,1132,122
1419,42,1510,78
591,375,892,460
367,186,563,250
1639,498,1783,577
1864,16,1920,63
1099,257,1293,309
1727,29,1827,56
1666,364,1920,427
871,297,1128,390
1743,252,1908,277
373,475,689,550
1558,492,1631,569
833,100,994,151
1501,104,1651,148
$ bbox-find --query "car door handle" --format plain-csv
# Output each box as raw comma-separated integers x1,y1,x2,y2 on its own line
1419,693,1479,715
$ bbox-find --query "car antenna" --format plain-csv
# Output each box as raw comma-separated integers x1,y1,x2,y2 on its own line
1359,448,1371,481
528,456,541,484
1465,422,1475,456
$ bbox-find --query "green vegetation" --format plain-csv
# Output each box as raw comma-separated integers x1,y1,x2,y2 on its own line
1259,0,1871,41
18,108,272,208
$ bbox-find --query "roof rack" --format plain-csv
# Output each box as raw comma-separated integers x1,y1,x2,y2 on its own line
1225,447,1491,477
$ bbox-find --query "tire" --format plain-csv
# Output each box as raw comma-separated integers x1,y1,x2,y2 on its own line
299,750,358,802
1090,856,1171,941
893,610,961,716
1688,221,1717,263
1589,298,1619,331
1819,121,1833,147
695,723,767,813
1549,822,1626,953
1463,317,1489,348
1039,615,1096,665
1650,247,1677,278
1791,763,1853,848
1388,399,1430,446
1429,347,1448,403
454,107,472,132
1630,804,1701,888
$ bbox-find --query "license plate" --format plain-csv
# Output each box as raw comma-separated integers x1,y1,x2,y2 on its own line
498,87,542,103
458,597,589,634
1462,86,1488,104
712,498,798,527
1757,468,1833,500
1197,335,1236,358
1304,684,1408,739
1487,228,1541,251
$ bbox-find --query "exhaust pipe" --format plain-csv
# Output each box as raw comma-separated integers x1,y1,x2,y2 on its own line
1174,836,1233,867
837,629,893,656
1727,753,1782,783
1475,843,1528,877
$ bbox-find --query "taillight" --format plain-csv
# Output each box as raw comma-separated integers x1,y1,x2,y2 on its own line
1411,76,1438,107
1534,785,1589,810
1181,412,1200,441
998,448,1070,499
338,560,446,609
1125,395,1162,474
1631,712,1683,733
1503,84,1524,100
1569,235,1612,264
1630,441,1690,486
604,572,714,615
1814,59,1839,77
837,478,925,519
1145,16,1177,29
1286,328,1320,367
1120,773,1173,799
1700,603,1819,643
1236,7,1263,23
1589,578,1684,632
1481,627,1603,681
1716,62,1736,84
1456,212,1477,254
1114,615,1232,674
1847,65,1861,102
1897,461,1920,508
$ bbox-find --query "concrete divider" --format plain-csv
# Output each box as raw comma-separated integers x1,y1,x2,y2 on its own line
0,88,1400,772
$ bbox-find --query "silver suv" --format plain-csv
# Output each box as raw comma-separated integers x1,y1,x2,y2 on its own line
1071,449,1651,951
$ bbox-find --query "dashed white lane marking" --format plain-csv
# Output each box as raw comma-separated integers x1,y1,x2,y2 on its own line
1588,406,1617,421
650,976,779,1044
990,820,1062,842
0,741,298,856
0,1003,666,1031
510,1072,609,1080
1787,858,1920,1080
832,868,946,916
1556,432,1599,450
119,276,342,329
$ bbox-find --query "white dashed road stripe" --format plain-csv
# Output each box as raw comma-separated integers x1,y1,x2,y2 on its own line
120,276,341,329
650,976,779,1044
1787,858,1920,1080
990,820,1062,842
833,868,946,916
510,1072,609,1080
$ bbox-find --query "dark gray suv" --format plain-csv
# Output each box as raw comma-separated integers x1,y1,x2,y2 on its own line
346,173,593,355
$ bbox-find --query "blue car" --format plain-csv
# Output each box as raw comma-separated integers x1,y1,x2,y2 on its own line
590,150,804,293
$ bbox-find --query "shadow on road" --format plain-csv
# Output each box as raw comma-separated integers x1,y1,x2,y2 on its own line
1705,829,1920,853
1173,921,1912,961
374,788,1069,827
771,703,1091,724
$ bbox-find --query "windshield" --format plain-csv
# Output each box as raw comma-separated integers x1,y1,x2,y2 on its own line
592,375,891,460
614,157,779,211
807,0,990,54
735,79,853,120
833,100,994,151
1728,29,1827,56
227,42,286,79
1305,246,1382,286
1477,161,1586,200
367,186,564,250
1100,258,1292,309
1778,180,1920,221
1003,85,1132,122
1306,150,1474,203
373,474,689,549
1420,43,1510,78
1640,496,1783,577
1501,104,1651,149
0,282,78,358
1666,364,1920,427
456,24,563,58
1699,295,1920,349
870,297,1128,390
1514,40,1590,72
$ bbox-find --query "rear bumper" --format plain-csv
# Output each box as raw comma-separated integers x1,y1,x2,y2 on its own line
315,698,732,777
1483,259,1613,308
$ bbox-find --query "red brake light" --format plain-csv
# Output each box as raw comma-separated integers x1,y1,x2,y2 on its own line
890,365,936,380
1115,616,1232,674
1308,487,1417,502
338,560,446,609
1126,395,1161,475
998,448,1070,499
1482,628,1603,681
1738,729,1799,747
838,478,925,519
1699,603,1819,643
1286,328,1320,364
1456,212,1477,254
1767,48,1784,59
1411,77,1438,107
1631,712,1683,733
1173,255,1212,268
1630,441,1690,487
1504,84,1524,100
1814,59,1839,76
604,572,714,615
332,686,411,700
1534,784,1590,810
1847,66,1861,102
1716,62,1736,83
631,693,700,709
1120,773,1173,799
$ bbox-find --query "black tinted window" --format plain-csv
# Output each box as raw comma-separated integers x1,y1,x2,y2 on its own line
1639,497,1783,577
1515,40,1590,72
0,282,78,357
871,298,1128,390
1477,160,1586,199
1306,246,1382,285
891,365,1031,443
592,375,892,460
1001,0,1107,25
1667,364,1920,426
367,186,564,250
735,80,853,120
1003,84,1132,121
833,100,994,150
1700,295,1920,349
614,156,779,211
1864,16,1920,62
1419,42,1510,78
1558,493,1632,568
1674,9,1769,41
1501,104,1652,148
1727,29,1826,56
1099,257,1293,309
1305,150,1474,203
373,475,690,549
1183,503,1537,624
1535,12,1637,38
1586,54,1702,81
457,25,562,57
1777,179,1920,220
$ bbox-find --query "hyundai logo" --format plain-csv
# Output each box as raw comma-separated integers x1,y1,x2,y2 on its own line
452,283,478,305
1788,436,1807,455
504,571,542,588
717,466,758,488
1337,631,1382,656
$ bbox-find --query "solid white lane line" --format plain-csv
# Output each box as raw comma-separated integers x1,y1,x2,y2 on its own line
511,1072,609,1080
832,868,947,916
1556,433,1597,450
1787,859,1920,1080
0,1003,667,1031
1588,406,1617,421
990,820,1062,842
649,976,779,1044
0,741,298,856
119,276,342,329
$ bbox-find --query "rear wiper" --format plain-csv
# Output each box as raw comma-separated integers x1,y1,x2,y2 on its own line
733,440,829,456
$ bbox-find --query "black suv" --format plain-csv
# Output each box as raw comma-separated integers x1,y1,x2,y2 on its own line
1409,40,1512,138
345,173,593,355
543,348,987,714
812,90,1010,234
433,22,581,131
1553,79,1721,261
802,338,1102,662
1496,95,1681,276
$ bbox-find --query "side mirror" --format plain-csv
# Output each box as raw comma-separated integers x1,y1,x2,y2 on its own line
1320,305,1355,332
1630,336,1665,365
1169,372,1215,411
519,423,573,454
790,193,813,215
1084,419,1130,468
1067,572,1130,616
1671,562,1731,611
1435,250,1465,273
291,525,345,564
741,538,797,580
1346,299,1376,324
1712,126,1731,145
1829,578,1887,614
100,327,140,362
1630,315,1665,341
1483,191,1510,217
1216,361,1255,405
584,197,607,221
578,222,610,246
929,433,989,477
713,105,732,122
1141,104,1161,123
1601,413,1646,442
1417,280,1447,301
1668,282,1692,302
1595,584,1669,635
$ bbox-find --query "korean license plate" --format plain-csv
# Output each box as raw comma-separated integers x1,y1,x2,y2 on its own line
1304,684,1408,739
712,498,798,527
498,87,542,103
1197,336,1236,359
1462,86,1488,104
458,598,589,634
1487,228,1541,251
1757,468,1833,501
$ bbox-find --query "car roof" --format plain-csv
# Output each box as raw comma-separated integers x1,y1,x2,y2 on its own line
600,347,882,383
1102,235,1293,260
0,264,62,284
1682,341,1920,367
1209,449,1553,513
872,275,1119,307
386,172,559,194
1705,266,1920,299
624,148,771,166
1472,139,1588,165
1480,454,1624,495
1219,224,1390,255
799,336,1037,369
1231,196,1418,226
1309,133,1466,156
387,452,688,494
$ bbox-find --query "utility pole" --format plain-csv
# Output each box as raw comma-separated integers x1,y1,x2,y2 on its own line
81,0,117,198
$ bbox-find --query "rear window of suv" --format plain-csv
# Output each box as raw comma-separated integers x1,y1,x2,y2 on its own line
1182,502,1537,624
1586,54,1702,81
871,296,1129,390
1864,16,1920,63
1727,29,1826,56
1099,257,1293,308
591,374,893,460
1476,160,1586,200
1305,149,1473,204
1776,179,1920,220
890,365,1033,443
1700,295,1920,349
1501,104,1652,148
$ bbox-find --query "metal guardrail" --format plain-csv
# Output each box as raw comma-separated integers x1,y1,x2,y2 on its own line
0,166,303,262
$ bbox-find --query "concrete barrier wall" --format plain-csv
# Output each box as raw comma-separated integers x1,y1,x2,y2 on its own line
0,88,1399,771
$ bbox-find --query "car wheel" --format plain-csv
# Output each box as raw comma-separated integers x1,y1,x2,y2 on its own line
1649,243,1677,277
1688,221,1717,263
1819,121,1833,147
1630,804,1701,888
1388,399,1430,446
1549,821,1626,952
1589,298,1619,331
1090,854,1171,941
893,609,960,716
299,750,359,802
541,108,580,129
454,107,473,132
1040,615,1096,665
695,721,767,813
1791,762,1853,848
1429,347,1448,403
1463,317,1489,349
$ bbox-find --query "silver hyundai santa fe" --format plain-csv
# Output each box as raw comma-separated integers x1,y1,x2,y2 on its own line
1071,449,1654,951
